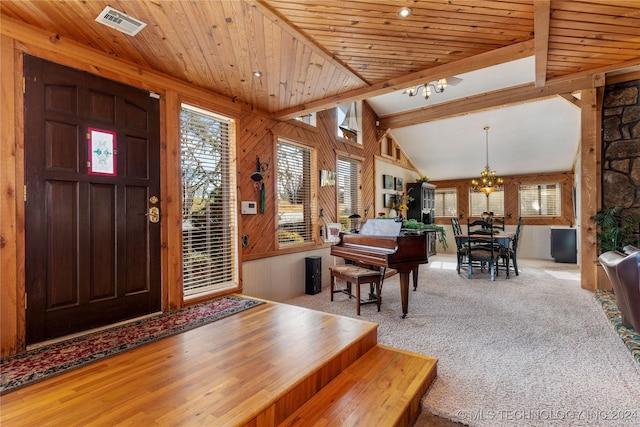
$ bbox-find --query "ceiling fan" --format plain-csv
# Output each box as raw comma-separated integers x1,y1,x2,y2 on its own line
403,76,463,100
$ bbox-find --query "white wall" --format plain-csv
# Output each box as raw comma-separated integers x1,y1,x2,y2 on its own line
374,158,418,217
241,247,334,302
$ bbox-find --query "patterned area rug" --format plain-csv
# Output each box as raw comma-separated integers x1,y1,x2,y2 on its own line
595,290,640,366
0,295,262,395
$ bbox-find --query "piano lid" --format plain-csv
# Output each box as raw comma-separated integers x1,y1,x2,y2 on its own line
359,219,402,236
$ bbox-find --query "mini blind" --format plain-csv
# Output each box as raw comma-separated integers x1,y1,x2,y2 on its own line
337,156,361,230
277,139,314,246
435,188,457,217
520,183,561,216
469,188,504,217
180,104,237,296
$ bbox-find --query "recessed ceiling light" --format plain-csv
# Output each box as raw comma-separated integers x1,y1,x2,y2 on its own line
253,71,263,77
397,7,412,18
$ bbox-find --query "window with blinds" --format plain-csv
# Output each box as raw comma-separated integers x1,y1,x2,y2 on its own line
435,188,458,217
180,104,238,297
337,156,362,230
519,183,561,216
277,139,314,246
469,188,504,217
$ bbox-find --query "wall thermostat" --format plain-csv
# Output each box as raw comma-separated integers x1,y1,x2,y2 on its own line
241,201,257,214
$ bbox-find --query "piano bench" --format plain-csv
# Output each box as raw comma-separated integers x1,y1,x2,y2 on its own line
329,265,382,315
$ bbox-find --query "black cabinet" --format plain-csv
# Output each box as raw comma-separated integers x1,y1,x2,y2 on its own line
406,182,437,255
406,182,436,224
305,256,322,294
551,227,577,263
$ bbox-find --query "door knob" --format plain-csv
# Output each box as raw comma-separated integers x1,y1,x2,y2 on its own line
147,206,160,223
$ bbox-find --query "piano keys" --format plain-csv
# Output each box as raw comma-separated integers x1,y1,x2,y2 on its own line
330,220,429,318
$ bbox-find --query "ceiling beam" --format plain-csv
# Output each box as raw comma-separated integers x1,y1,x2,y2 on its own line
272,40,535,121
534,0,551,87
378,74,596,129
559,93,581,107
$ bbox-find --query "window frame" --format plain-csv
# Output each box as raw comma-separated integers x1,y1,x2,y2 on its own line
518,182,562,217
179,103,238,299
469,188,505,217
434,188,458,218
276,138,317,248
336,101,362,145
337,155,362,231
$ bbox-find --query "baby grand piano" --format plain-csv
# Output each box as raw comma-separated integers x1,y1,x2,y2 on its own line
330,220,428,318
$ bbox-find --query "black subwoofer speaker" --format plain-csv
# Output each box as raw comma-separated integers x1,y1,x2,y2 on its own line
305,256,322,295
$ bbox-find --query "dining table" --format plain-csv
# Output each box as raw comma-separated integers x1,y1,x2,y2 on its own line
455,231,516,277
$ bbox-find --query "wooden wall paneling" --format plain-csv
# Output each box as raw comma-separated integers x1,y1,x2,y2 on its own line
238,112,278,257
239,102,381,260
0,36,25,358
580,88,599,291
430,171,575,227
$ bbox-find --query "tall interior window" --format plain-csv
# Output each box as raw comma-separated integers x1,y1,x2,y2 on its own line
519,183,561,216
337,156,362,230
469,188,504,217
435,188,458,217
336,101,361,144
180,104,238,297
277,139,315,246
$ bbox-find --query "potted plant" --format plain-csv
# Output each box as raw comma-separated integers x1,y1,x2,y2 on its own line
591,205,640,253
401,218,448,251
591,205,640,290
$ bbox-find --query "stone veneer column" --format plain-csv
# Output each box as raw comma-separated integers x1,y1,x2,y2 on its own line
602,79,640,216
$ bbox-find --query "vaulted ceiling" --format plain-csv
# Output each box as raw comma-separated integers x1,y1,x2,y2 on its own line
2,0,639,179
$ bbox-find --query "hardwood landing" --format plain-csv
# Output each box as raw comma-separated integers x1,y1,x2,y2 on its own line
0,300,437,426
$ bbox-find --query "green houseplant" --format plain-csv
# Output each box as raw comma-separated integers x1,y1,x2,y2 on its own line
401,218,448,251
591,205,640,253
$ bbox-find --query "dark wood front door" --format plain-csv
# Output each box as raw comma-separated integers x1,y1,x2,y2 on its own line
24,56,161,344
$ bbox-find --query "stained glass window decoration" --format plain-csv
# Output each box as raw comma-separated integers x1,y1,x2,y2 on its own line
88,127,117,176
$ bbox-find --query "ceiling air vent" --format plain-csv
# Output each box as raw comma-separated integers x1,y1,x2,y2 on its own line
95,6,147,36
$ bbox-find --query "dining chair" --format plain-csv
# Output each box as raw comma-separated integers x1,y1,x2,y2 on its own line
451,217,466,273
466,218,501,280
492,216,505,231
501,217,522,276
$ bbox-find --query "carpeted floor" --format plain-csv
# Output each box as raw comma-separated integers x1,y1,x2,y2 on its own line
285,255,640,427
0,295,262,395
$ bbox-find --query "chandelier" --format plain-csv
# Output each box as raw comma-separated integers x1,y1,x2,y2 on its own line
471,126,504,197
403,78,447,100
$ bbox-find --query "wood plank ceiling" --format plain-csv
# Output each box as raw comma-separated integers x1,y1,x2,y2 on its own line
1,0,639,118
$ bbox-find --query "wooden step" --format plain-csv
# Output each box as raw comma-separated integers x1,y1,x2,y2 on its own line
278,344,438,427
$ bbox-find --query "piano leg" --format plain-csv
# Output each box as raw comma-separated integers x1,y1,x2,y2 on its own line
412,267,418,291
399,271,410,319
